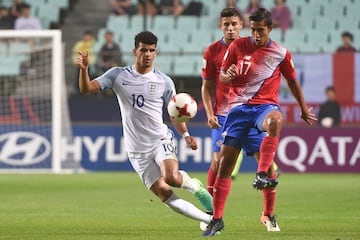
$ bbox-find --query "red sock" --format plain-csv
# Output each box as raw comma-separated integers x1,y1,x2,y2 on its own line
262,174,277,216
258,136,279,173
207,168,217,195
213,177,232,219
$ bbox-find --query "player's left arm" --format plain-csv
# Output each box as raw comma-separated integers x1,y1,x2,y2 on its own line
281,51,317,125
171,119,197,150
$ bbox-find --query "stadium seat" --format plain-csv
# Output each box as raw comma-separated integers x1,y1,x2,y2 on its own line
106,16,130,31
154,54,174,75
292,16,314,30
176,16,199,32
130,15,151,31
306,30,330,46
167,31,191,53
322,4,346,18
299,3,322,19
314,17,337,30
298,42,321,53
173,55,201,76
189,30,214,53
283,29,306,47
149,16,176,33
337,17,360,32
199,16,219,32
270,28,282,43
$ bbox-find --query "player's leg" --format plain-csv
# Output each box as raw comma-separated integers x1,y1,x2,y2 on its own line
253,153,280,231
127,152,212,223
231,149,243,180
156,135,213,213
150,178,212,223
207,116,225,195
203,106,248,236
253,105,282,190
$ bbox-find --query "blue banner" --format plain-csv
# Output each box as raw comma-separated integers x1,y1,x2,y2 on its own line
67,125,257,172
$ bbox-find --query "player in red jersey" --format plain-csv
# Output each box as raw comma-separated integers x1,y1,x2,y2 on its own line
201,8,243,197
202,8,317,236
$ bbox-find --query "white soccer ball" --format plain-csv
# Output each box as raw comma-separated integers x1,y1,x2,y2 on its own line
167,93,197,122
321,117,334,128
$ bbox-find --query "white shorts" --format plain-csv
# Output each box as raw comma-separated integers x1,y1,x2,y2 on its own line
128,130,178,189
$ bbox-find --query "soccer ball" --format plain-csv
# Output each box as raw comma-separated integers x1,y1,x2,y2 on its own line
167,93,197,122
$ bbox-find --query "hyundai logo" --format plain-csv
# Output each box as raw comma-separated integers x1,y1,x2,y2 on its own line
0,131,51,166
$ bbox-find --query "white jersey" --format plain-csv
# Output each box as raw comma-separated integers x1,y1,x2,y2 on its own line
95,65,176,152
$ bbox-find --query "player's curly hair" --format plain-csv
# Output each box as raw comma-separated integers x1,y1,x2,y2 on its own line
134,31,158,48
220,7,242,21
249,8,272,26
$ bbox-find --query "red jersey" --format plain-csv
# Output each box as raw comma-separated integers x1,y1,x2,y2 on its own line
221,36,297,107
202,39,231,116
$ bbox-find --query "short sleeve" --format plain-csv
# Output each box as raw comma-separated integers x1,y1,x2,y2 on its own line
163,77,176,107
202,47,216,80
280,50,297,81
95,67,121,90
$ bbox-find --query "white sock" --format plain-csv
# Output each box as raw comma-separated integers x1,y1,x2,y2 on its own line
179,170,200,193
164,192,212,223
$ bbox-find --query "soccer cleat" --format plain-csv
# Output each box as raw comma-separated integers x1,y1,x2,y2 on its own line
252,172,278,190
193,178,213,213
260,213,280,232
202,218,224,236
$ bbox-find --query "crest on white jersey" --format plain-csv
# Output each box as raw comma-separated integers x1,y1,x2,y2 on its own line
148,82,157,94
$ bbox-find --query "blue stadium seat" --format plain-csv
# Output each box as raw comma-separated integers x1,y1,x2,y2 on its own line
176,16,199,32
173,55,201,76
130,15,151,31
149,16,176,33
306,30,330,46
154,54,174,75
199,16,218,32
106,16,130,31
314,17,337,30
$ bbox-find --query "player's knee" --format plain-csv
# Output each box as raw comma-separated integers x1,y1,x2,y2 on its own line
163,172,181,187
266,115,283,133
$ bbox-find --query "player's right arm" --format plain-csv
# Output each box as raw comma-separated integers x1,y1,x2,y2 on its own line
77,51,101,95
201,80,220,129
201,48,220,129
219,43,239,83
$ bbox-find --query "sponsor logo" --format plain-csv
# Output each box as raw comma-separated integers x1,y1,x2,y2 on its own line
0,131,51,166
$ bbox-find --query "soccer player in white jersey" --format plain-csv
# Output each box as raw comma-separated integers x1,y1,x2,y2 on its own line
76,31,213,225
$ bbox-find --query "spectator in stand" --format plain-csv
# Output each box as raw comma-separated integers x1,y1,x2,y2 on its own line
318,86,341,128
0,6,16,29
96,31,123,74
137,0,157,16
270,0,292,31
336,32,357,52
10,0,22,18
243,0,263,28
71,30,96,93
225,0,242,17
14,3,42,30
110,0,137,16
158,0,185,16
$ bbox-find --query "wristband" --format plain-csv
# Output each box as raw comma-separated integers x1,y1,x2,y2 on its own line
182,132,190,138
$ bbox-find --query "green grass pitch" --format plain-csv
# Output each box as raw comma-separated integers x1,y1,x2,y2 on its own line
0,173,359,240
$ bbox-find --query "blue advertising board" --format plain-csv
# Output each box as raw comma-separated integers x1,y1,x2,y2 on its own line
67,125,258,172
